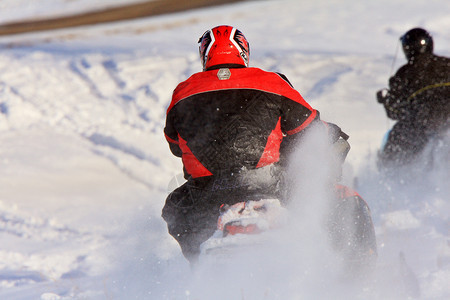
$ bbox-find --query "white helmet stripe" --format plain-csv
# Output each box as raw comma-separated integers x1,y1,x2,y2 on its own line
229,27,248,66
204,29,215,62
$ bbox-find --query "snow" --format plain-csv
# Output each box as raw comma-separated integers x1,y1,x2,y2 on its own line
0,0,449,298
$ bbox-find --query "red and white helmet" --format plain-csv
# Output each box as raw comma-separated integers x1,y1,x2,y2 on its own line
198,25,250,71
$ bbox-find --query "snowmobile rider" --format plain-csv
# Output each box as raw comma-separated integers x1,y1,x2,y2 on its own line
376,27,450,167
162,25,350,264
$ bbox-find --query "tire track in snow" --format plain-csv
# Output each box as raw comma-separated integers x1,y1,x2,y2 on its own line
69,58,109,100
306,65,353,99
67,54,182,189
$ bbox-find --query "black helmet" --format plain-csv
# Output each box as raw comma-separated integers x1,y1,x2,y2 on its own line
400,28,433,60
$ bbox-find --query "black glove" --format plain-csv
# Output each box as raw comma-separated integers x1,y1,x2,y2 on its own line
377,88,389,104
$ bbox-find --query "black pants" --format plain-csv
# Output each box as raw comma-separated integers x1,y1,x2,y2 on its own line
162,175,279,264
379,121,429,167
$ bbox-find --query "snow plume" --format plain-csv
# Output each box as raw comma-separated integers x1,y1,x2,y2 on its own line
280,123,360,298
100,128,377,300
285,123,338,237
354,129,450,299
89,188,192,299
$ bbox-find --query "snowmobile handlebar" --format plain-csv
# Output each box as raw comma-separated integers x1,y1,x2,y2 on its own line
340,130,349,141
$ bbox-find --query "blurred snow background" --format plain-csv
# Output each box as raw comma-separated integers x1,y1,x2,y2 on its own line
0,0,150,23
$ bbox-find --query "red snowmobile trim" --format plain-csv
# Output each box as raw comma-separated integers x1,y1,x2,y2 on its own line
335,184,361,199
256,117,282,168
224,222,261,237
167,67,314,114
285,109,317,135
178,135,212,178
334,185,373,217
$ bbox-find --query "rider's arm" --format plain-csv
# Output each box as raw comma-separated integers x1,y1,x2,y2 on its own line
164,105,182,157
381,67,410,120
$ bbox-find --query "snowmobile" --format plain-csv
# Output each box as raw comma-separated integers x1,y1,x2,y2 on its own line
194,130,378,271
377,126,449,187
198,186,378,274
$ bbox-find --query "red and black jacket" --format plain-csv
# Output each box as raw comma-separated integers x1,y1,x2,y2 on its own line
164,67,320,179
